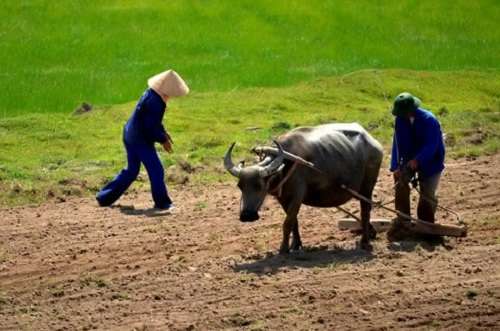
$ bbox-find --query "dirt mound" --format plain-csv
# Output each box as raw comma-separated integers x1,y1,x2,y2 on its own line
1,155,499,330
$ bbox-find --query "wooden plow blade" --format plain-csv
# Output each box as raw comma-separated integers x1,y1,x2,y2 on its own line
339,185,467,238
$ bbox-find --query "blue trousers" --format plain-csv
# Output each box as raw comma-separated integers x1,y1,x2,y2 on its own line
96,141,172,208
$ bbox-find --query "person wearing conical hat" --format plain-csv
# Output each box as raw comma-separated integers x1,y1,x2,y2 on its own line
388,92,445,229
96,69,189,210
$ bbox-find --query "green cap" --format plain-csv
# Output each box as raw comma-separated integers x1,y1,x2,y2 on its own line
392,92,421,116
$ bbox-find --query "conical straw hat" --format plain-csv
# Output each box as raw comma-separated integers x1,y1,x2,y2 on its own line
148,70,189,97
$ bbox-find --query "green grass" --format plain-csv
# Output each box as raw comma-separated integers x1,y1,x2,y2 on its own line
0,69,498,206
1,0,499,116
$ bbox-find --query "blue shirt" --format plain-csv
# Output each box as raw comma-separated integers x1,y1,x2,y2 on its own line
390,108,445,178
123,89,168,145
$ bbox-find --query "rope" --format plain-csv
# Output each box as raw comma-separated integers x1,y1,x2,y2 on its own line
341,184,427,224
339,183,465,231
400,169,464,226
268,162,299,197
411,184,464,226
335,167,463,227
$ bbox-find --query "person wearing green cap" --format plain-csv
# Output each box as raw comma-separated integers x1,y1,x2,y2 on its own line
389,92,445,224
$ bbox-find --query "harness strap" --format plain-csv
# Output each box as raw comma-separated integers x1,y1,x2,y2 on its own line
268,162,299,197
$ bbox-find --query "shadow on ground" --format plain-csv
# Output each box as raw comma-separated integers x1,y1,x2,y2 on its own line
387,237,453,252
113,204,173,218
233,245,374,275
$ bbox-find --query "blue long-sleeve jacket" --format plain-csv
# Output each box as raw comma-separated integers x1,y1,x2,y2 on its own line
390,108,445,178
123,89,168,145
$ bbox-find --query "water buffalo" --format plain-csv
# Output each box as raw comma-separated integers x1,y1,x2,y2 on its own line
224,123,383,252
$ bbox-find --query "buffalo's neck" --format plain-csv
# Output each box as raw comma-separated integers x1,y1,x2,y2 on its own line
266,162,297,197
267,173,284,196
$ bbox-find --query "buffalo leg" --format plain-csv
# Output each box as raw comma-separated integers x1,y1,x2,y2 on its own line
280,214,296,254
280,200,302,254
360,200,376,245
290,221,302,251
360,187,376,250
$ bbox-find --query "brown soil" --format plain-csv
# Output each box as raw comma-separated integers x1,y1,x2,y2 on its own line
1,155,499,330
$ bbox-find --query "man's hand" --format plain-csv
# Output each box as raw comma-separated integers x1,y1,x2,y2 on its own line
407,159,418,171
163,135,173,153
163,140,173,153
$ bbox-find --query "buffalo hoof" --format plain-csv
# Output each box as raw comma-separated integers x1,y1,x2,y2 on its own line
279,247,290,255
368,226,377,240
290,246,304,255
360,239,373,251
290,241,303,252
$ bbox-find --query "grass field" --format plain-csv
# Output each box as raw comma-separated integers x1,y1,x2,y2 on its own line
1,0,499,116
0,69,498,206
0,1,499,206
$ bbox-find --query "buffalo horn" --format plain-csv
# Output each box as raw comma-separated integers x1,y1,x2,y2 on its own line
252,146,318,171
259,140,285,177
224,142,242,177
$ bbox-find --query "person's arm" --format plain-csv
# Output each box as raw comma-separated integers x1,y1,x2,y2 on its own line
142,95,168,144
390,133,398,172
414,119,441,167
390,120,403,180
390,118,402,172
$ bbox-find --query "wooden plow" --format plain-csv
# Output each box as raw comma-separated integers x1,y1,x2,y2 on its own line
337,184,467,238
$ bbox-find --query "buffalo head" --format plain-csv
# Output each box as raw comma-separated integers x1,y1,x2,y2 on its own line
224,141,285,222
